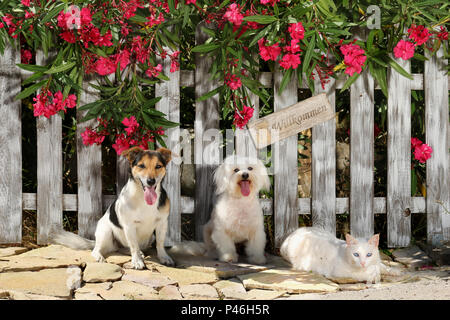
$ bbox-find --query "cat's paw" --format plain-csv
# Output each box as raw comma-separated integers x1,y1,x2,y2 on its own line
91,250,106,263
219,253,238,263
158,253,175,266
248,255,267,265
131,256,145,270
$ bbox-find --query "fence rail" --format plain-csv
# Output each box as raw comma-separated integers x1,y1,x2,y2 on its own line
0,28,449,247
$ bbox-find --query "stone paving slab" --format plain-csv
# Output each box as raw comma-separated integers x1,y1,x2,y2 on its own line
158,285,183,300
83,262,123,283
238,269,339,294
0,268,81,298
392,246,433,269
179,284,219,300
122,269,177,288
0,247,28,258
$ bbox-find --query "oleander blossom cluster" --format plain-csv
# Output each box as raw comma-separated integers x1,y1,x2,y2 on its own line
394,25,447,60
32,90,77,118
82,115,165,155
411,138,433,163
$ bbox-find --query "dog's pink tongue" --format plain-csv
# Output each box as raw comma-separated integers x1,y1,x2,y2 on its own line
239,180,251,197
144,186,157,205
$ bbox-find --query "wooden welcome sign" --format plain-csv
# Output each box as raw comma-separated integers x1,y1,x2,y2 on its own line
247,93,335,149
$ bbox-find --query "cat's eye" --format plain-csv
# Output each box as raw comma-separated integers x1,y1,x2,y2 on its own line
155,164,162,169
353,253,359,257
138,164,145,169
366,253,372,257
234,168,240,173
248,167,253,171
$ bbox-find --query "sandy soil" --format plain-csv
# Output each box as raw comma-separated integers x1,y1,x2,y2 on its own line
280,276,450,300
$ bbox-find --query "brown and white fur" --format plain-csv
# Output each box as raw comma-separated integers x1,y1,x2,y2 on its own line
171,155,271,264
50,147,174,269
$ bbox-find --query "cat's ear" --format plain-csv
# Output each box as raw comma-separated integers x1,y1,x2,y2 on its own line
345,234,358,246
368,234,380,247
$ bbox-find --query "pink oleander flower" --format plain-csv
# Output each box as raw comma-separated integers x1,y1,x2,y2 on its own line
408,25,430,46
145,63,163,78
258,38,281,61
411,137,423,149
80,7,92,26
122,116,140,135
185,0,196,4
21,0,31,6
340,43,366,76
81,127,105,146
233,105,254,129
112,134,131,155
94,56,116,76
393,40,415,60
225,73,242,90
288,22,305,41
413,143,433,163
284,39,301,54
437,26,448,41
21,49,32,64
279,53,301,70
114,49,131,71
223,3,244,27
260,0,280,5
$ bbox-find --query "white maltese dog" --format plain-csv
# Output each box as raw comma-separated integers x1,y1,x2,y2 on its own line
171,155,270,264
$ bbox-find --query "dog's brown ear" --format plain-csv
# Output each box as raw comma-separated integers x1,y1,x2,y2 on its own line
121,147,144,164
157,147,172,164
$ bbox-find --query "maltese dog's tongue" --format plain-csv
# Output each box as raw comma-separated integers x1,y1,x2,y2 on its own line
144,186,157,205
239,180,251,197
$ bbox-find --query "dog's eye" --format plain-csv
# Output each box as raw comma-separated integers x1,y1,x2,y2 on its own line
155,165,162,169
138,164,145,169
234,168,239,173
248,167,253,171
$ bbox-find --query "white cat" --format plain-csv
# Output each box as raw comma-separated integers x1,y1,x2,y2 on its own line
280,227,396,284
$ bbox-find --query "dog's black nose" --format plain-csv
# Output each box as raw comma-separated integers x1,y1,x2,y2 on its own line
242,172,249,180
147,178,156,186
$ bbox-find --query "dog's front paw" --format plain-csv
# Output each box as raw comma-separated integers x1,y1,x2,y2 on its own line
92,250,106,263
131,256,145,270
158,253,175,266
248,255,266,265
219,253,238,263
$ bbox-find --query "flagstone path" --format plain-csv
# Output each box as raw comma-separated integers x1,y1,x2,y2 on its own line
0,244,448,300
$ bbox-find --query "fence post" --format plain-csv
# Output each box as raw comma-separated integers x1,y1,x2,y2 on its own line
425,46,449,245
0,44,22,243
350,29,375,239
273,67,298,247
156,46,181,246
76,77,103,239
194,22,220,241
387,55,411,247
36,51,63,244
312,77,336,234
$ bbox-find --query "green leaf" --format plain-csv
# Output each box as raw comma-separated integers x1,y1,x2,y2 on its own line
278,68,293,94
15,80,47,100
243,15,278,24
41,3,65,24
302,33,316,78
340,72,361,93
387,57,413,80
17,64,49,72
45,61,76,74
197,86,222,102
191,43,220,53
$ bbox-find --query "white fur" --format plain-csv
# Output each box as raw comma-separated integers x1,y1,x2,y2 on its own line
280,227,395,284
50,153,173,270
204,155,270,264
170,155,270,264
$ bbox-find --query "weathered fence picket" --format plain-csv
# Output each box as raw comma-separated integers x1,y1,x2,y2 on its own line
156,47,181,246
0,45,22,243
311,77,336,234
273,67,299,247
425,46,450,245
36,51,63,245
193,23,221,241
350,36,375,239
387,56,411,247
76,77,103,240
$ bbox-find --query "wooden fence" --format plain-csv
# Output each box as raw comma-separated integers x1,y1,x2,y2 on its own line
0,28,448,248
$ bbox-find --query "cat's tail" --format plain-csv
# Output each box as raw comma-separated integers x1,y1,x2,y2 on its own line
48,225,95,250
169,241,207,256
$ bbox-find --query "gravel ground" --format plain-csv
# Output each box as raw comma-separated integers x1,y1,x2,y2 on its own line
279,278,450,300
